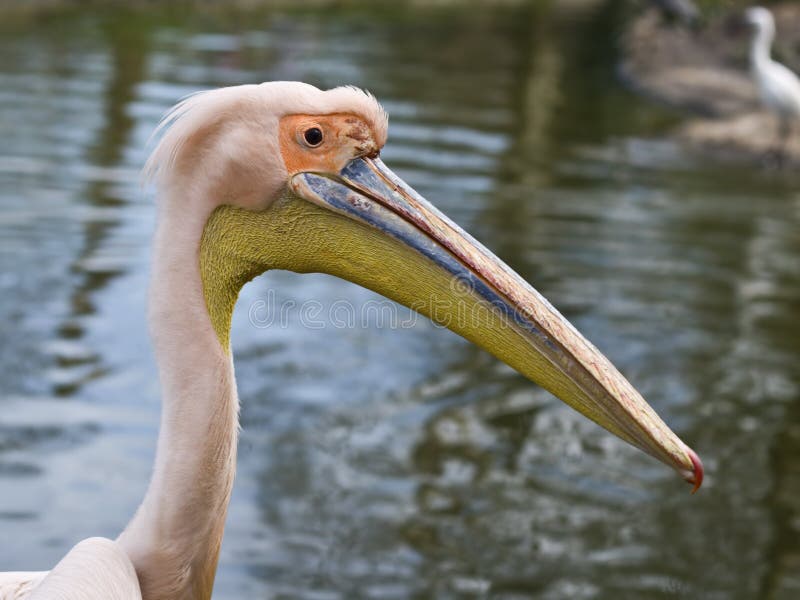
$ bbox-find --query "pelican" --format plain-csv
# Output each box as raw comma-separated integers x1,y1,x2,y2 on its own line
0,82,703,600
744,6,800,157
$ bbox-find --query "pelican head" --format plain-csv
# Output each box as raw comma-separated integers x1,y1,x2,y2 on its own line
146,81,702,491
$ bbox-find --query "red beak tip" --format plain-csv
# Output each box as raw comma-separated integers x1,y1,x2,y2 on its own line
685,447,704,494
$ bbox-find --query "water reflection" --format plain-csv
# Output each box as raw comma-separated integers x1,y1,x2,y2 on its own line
0,3,798,599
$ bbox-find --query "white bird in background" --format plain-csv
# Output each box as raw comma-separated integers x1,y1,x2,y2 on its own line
744,6,800,159
0,82,703,600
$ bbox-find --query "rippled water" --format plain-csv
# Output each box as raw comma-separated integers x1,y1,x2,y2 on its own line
1,3,798,599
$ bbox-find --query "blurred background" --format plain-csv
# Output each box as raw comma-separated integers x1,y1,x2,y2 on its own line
0,1,798,598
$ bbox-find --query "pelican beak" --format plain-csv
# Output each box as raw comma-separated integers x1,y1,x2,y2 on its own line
289,157,703,491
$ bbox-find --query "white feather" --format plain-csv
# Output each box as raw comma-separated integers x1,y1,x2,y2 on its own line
0,539,139,600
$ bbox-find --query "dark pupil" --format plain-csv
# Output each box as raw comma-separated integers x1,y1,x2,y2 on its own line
304,127,323,146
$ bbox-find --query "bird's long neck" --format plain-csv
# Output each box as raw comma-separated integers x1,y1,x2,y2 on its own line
751,22,775,70
118,198,243,600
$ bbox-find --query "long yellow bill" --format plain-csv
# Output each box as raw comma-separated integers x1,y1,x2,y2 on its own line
272,156,703,491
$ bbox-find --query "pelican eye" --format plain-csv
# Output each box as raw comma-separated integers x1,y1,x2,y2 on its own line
303,127,324,147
